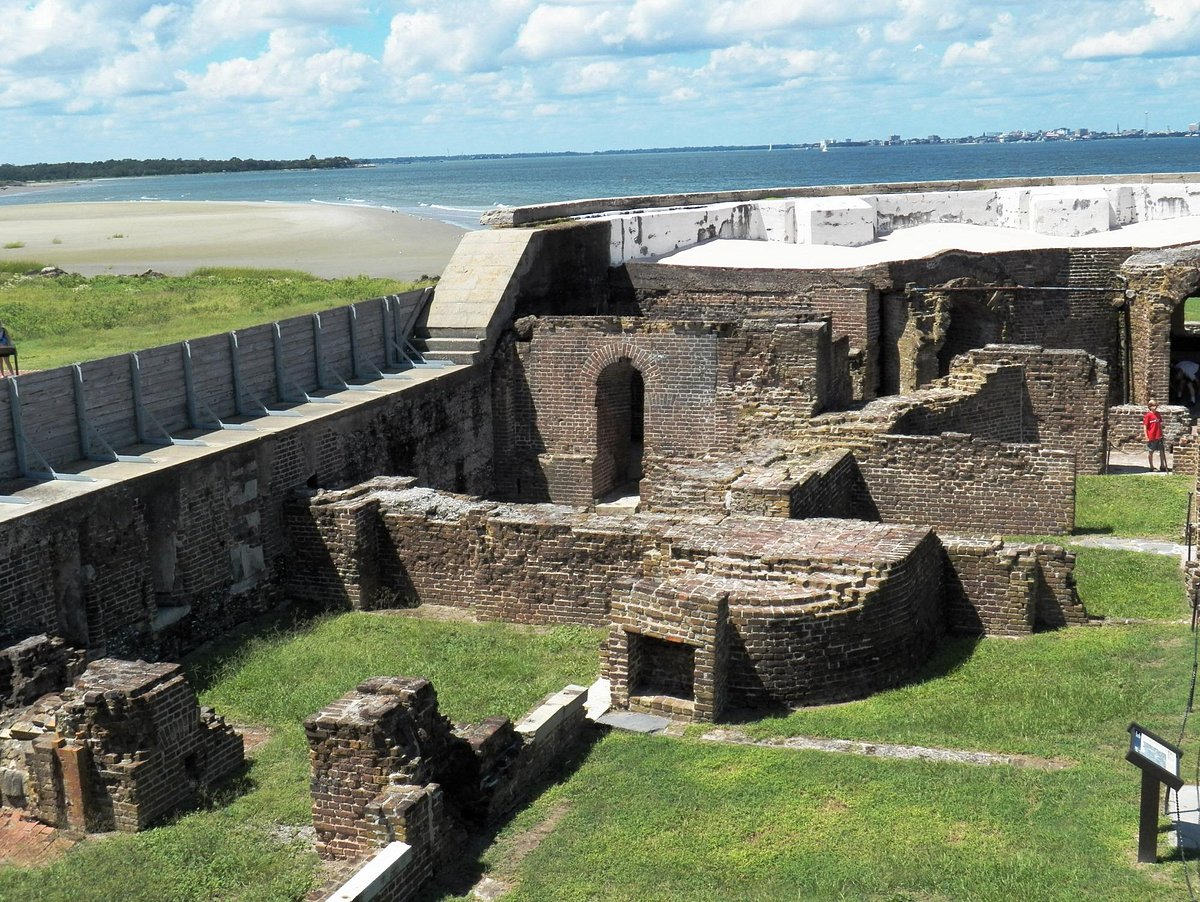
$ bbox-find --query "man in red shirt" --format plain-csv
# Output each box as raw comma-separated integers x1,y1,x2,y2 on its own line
1143,399,1168,472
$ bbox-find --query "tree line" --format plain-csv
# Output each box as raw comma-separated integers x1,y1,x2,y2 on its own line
0,155,356,183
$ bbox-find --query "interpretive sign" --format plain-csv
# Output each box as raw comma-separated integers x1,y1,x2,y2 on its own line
1127,722,1185,863
1127,723,1184,790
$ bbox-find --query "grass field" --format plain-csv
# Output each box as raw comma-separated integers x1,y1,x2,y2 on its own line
0,262,417,371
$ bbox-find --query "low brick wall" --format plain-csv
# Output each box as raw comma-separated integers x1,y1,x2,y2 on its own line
6,659,243,832
1108,403,1191,454
941,538,1087,636
307,679,589,902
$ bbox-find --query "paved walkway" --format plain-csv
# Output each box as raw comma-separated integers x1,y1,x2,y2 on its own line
699,728,1069,770
0,808,76,867
1069,535,1189,558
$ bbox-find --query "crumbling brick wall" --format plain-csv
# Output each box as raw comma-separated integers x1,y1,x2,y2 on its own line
306,677,589,902
940,538,1087,635
9,659,242,832
855,434,1075,535
491,317,847,505
962,345,1110,473
1107,403,1192,455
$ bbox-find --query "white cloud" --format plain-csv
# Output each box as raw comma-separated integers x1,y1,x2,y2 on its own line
561,61,624,95
84,48,184,99
699,43,832,84
0,0,119,72
0,76,73,110
182,28,374,101
190,0,370,42
1068,0,1200,58
383,5,529,74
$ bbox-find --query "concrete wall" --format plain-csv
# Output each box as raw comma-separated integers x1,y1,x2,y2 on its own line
0,291,424,484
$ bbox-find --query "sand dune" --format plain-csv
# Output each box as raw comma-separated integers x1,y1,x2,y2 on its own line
0,201,467,280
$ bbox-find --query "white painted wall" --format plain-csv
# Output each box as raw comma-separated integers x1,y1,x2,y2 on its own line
794,197,875,246
1028,187,1111,237
606,202,763,267
588,180,1200,266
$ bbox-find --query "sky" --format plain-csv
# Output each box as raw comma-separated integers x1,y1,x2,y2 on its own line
2,0,1199,164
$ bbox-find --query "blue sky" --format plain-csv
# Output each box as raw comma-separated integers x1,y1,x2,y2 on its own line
2,0,1198,164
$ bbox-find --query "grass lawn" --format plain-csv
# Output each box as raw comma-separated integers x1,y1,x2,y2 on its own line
0,263,418,371
460,474,1198,900
1185,296,1200,322
1075,473,1192,539
0,614,602,902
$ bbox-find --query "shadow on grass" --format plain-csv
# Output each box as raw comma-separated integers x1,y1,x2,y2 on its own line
712,637,986,729
418,724,608,901
182,603,323,695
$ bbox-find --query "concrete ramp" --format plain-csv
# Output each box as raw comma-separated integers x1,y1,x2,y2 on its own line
417,228,539,364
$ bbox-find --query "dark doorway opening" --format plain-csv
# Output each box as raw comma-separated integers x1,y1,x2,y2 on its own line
594,358,644,501
628,633,696,701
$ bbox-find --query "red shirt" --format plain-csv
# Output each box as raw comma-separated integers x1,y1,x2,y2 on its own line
1144,409,1164,441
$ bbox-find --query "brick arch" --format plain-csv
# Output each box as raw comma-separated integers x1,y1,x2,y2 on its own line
1123,252,1200,405
579,341,664,389
583,342,662,501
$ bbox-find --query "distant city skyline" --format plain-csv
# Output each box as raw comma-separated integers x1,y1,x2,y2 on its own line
3,2,1200,166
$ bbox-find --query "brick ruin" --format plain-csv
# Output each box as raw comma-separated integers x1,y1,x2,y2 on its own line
0,640,242,833
306,676,588,899
2,181,1200,892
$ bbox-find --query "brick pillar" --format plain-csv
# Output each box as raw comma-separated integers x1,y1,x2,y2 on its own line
55,741,94,833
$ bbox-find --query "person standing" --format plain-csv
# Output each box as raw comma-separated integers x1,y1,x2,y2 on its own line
1144,399,1168,472
0,322,16,378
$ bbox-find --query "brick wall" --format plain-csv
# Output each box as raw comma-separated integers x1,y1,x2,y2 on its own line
855,434,1075,535
492,316,846,505
941,538,1087,635
307,678,589,902
963,346,1110,473
1108,403,1192,454
0,364,493,661
15,659,243,832
882,248,1127,397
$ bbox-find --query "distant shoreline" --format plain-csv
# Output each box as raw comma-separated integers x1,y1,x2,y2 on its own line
0,200,465,280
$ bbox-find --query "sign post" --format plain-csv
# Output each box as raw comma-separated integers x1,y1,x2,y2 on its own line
1126,722,1185,863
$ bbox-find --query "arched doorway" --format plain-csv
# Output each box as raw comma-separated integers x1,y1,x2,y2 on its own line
594,358,644,502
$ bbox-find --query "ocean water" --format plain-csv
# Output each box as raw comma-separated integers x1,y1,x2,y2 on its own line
3,139,1200,230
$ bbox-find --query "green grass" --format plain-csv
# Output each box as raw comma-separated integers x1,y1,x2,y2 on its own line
0,469,1194,899
1075,473,1192,539
0,613,602,902
0,267,419,370
1071,546,1187,620
489,728,1186,902
476,621,1194,900
1185,296,1200,321
3,241,24,249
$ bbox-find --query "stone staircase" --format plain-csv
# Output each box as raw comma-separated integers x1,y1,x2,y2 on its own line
413,228,540,367
409,327,488,365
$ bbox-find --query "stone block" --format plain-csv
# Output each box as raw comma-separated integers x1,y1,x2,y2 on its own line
793,197,875,247
1028,187,1111,237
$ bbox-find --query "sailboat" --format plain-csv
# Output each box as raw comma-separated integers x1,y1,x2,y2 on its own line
820,140,828,152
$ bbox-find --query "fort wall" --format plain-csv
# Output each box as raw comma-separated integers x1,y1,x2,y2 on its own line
0,362,492,658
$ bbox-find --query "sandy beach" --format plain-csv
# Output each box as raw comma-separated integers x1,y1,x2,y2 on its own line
0,201,466,280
